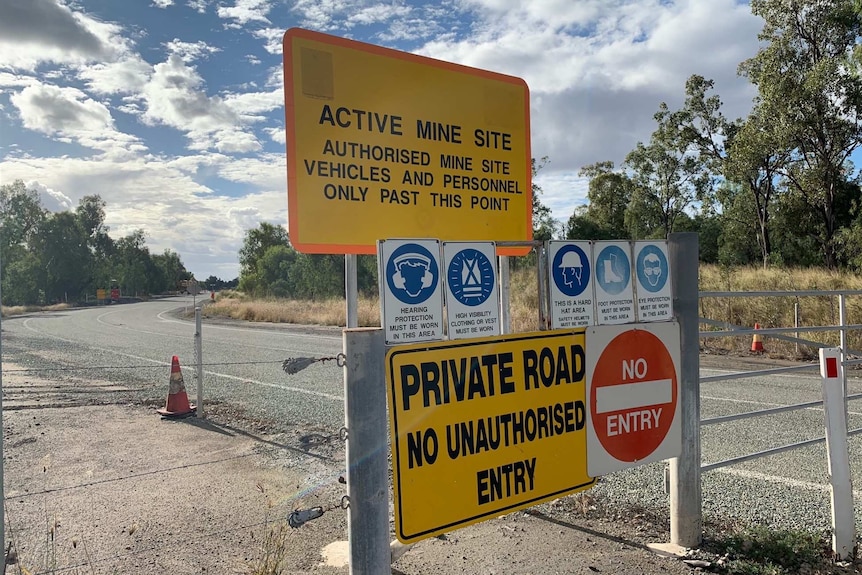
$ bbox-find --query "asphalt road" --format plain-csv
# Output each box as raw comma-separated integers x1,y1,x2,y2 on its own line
4,297,862,536
3,297,346,430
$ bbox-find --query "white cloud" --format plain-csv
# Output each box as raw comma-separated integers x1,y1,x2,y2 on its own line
9,82,144,154
218,0,272,26
165,39,221,63
291,0,355,30
265,127,285,145
348,3,412,26
417,0,760,182
223,89,282,118
152,0,174,7
77,57,153,95
12,84,112,134
252,27,285,55
0,73,40,89
215,153,285,190
140,54,261,153
187,0,209,13
26,180,74,212
0,0,127,71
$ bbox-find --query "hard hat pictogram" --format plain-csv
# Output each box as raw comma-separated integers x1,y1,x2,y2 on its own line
552,244,591,297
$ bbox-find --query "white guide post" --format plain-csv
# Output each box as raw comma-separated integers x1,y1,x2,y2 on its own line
819,347,856,560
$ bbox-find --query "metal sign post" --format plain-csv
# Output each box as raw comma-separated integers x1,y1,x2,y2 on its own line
668,232,701,548
343,328,389,573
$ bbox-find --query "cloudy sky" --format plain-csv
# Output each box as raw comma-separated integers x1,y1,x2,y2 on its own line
0,0,763,280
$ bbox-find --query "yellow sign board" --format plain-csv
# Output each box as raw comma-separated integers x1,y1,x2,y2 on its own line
96,288,106,300
283,28,532,255
386,330,595,543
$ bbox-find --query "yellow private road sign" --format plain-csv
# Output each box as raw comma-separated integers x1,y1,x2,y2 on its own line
386,330,595,543
283,28,531,255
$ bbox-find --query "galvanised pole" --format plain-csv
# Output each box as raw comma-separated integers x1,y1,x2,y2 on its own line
343,328,389,574
668,232,702,547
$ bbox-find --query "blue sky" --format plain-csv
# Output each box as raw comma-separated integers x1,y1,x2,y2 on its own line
0,0,763,280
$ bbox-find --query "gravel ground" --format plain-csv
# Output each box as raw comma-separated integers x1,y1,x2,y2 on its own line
0,364,701,575
4,311,862,574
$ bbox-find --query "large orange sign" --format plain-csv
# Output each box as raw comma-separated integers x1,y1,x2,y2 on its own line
282,28,531,255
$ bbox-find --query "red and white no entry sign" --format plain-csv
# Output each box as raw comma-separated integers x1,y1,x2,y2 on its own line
586,323,681,476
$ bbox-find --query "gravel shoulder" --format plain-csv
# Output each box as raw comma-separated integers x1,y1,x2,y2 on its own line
3,363,701,575
4,312,860,575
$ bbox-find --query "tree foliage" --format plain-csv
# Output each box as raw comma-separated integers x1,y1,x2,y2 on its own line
740,0,862,268
0,180,192,305
569,1,862,272
236,223,378,299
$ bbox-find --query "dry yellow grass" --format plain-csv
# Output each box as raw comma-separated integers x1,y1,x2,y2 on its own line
699,265,862,358
1,303,70,317
149,265,862,359
205,292,380,327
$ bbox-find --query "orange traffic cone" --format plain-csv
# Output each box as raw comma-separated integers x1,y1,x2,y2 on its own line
156,356,196,417
750,323,764,353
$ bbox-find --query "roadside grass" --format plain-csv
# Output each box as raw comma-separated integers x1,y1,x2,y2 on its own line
1,303,70,317
205,264,862,359
698,265,862,359
4,504,98,575
202,291,379,328
248,484,290,575
701,522,843,575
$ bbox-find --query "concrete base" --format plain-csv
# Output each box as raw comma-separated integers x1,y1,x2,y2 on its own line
320,541,349,568
647,542,689,558
391,540,414,563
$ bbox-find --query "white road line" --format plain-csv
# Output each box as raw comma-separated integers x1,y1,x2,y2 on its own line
702,394,862,417
155,310,341,341
24,313,338,356
20,319,344,402
713,467,862,499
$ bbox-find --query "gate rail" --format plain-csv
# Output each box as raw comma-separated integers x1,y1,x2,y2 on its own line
690,287,862,524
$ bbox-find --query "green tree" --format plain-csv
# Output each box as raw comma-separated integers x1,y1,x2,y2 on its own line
531,157,558,241
722,107,791,266
2,252,42,306
0,180,47,301
740,0,862,268
0,180,46,250
256,245,297,297
152,249,189,293
239,223,290,278
289,254,344,299
568,161,632,239
114,230,151,296
624,102,712,239
74,195,118,289
35,211,91,302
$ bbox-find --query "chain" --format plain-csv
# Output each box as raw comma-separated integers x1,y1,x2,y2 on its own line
282,353,346,375
287,495,350,528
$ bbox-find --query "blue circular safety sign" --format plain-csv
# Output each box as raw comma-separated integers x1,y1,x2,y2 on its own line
595,245,630,295
446,248,495,306
552,244,591,297
386,243,439,305
636,245,668,293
